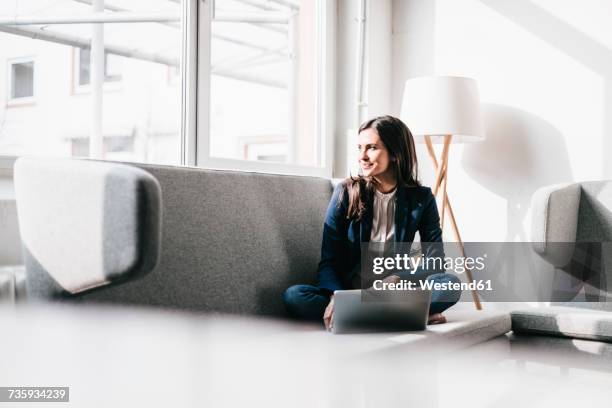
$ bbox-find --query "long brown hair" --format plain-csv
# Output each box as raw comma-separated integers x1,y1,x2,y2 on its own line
342,115,420,221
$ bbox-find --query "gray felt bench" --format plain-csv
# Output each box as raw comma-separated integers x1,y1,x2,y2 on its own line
7,157,509,349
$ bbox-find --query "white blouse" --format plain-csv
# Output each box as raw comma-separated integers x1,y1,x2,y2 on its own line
352,188,397,289
370,187,397,252
352,187,397,288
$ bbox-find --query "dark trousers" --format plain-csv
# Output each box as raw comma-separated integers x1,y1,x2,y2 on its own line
283,273,462,321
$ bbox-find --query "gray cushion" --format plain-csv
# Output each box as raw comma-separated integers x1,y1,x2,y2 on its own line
512,306,612,342
531,181,612,302
576,182,612,302
578,181,612,242
82,164,334,316
14,158,162,298
530,183,580,267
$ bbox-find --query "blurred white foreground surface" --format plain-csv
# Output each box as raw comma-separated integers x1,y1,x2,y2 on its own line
1,304,610,407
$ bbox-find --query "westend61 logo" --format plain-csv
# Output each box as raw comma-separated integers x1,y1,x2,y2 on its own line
372,254,486,275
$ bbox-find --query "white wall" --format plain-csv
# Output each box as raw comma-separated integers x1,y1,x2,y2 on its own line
392,0,612,242
334,0,359,177
334,0,393,177
364,0,392,118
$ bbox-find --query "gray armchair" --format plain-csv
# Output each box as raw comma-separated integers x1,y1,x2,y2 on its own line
512,180,612,342
12,157,162,301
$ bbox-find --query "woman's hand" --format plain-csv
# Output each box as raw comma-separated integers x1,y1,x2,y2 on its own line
323,295,335,331
381,274,400,284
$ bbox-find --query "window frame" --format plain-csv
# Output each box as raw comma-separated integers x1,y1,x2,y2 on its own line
192,0,335,178
6,56,36,106
0,0,336,179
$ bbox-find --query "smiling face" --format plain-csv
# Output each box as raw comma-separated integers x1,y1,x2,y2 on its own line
357,128,395,180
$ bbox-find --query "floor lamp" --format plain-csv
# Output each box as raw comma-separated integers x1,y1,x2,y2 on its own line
400,76,485,310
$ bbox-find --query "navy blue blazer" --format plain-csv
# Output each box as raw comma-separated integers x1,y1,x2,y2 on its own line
317,181,444,293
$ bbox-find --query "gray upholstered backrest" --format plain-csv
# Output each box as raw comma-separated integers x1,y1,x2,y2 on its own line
82,163,333,316
576,181,612,242
531,183,581,267
14,158,162,299
575,181,612,302
532,180,612,303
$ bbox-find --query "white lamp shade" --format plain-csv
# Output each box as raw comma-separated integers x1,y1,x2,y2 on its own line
400,76,485,143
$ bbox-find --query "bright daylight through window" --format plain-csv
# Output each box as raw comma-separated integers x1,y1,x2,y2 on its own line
0,0,183,164
0,0,328,173
206,0,325,169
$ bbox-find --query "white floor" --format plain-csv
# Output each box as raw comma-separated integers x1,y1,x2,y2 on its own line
2,303,611,407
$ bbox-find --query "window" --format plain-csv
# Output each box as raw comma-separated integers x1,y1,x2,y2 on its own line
0,0,183,163
8,58,35,101
195,0,335,177
75,48,122,87
0,0,335,177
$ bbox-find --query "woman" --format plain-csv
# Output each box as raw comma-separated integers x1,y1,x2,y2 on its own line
283,115,461,329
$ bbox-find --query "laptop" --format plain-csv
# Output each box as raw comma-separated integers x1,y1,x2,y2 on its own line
331,288,432,334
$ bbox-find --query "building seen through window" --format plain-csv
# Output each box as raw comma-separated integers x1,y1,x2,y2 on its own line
0,0,327,172
77,48,122,87
10,60,35,100
0,0,183,164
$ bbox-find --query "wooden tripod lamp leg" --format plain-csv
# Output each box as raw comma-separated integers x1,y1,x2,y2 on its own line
423,135,483,311
431,137,450,197
439,135,452,228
